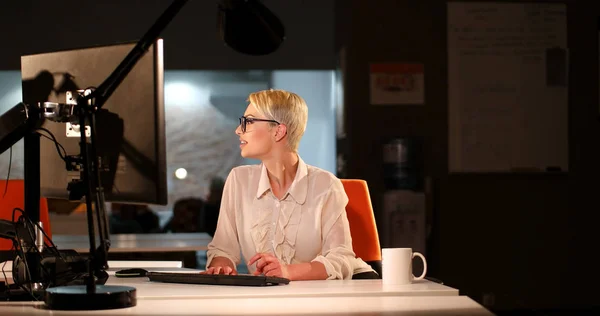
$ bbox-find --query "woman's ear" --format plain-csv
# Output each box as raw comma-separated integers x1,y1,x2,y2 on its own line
274,124,287,142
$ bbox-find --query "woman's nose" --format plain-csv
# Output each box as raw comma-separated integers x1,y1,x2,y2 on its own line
235,125,242,135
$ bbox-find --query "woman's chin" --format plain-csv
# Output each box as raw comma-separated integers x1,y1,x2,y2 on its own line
240,150,252,159
241,150,263,160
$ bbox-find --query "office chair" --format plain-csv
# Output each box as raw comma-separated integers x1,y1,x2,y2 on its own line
0,179,52,251
340,179,382,276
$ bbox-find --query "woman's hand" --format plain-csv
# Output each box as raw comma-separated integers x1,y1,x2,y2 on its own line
201,256,237,275
201,266,237,275
248,253,289,278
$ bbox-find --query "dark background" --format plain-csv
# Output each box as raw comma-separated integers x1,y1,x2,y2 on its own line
0,0,598,313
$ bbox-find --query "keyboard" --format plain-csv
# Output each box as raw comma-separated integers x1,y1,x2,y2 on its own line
146,272,290,286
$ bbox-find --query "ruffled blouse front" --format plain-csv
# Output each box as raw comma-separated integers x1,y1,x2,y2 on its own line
250,199,304,265
206,157,374,280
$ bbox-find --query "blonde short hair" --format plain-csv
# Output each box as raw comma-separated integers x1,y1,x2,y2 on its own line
248,89,308,152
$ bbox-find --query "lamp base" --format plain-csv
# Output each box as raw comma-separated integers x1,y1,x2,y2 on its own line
44,285,136,310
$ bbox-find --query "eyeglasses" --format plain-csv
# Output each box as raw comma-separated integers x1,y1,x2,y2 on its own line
238,116,280,133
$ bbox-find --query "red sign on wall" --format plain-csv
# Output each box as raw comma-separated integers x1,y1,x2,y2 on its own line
370,63,425,105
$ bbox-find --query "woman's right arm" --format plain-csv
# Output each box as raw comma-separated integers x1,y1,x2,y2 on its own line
205,171,240,274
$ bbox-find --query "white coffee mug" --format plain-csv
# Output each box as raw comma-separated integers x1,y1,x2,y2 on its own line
382,248,427,285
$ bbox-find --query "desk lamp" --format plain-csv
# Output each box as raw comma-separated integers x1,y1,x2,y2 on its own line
0,0,284,310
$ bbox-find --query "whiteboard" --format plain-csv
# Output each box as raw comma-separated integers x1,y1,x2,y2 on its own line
448,2,568,172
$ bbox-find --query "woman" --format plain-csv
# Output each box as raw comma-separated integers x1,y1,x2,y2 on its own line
205,89,376,280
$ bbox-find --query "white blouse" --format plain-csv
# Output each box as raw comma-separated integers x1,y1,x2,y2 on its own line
206,157,374,280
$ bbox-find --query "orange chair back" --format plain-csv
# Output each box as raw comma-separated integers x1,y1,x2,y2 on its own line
0,179,51,250
341,179,381,263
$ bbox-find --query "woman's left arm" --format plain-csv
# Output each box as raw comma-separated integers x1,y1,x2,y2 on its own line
308,179,356,280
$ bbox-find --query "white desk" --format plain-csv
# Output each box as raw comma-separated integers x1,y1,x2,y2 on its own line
106,260,183,269
0,265,489,315
0,270,458,298
0,296,492,315
106,275,459,299
52,233,212,253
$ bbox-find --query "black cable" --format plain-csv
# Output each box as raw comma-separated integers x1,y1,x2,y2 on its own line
1,244,13,298
12,210,31,283
1,260,8,286
1,241,38,301
14,211,89,288
36,128,67,161
38,133,66,160
13,208,64,261
2,246,37,301
12,209,37,301
13,256,38,301
18,216,53,282
2,147,12,199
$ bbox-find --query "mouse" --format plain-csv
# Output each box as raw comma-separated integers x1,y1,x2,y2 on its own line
115,268,149,278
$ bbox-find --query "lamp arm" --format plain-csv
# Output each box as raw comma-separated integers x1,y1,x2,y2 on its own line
74,0,188,289
83,0,188,111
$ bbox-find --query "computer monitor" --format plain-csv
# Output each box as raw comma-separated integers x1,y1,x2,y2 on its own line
20,40,167,205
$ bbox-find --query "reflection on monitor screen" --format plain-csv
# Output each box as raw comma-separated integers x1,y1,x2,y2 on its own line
20,40,167,205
